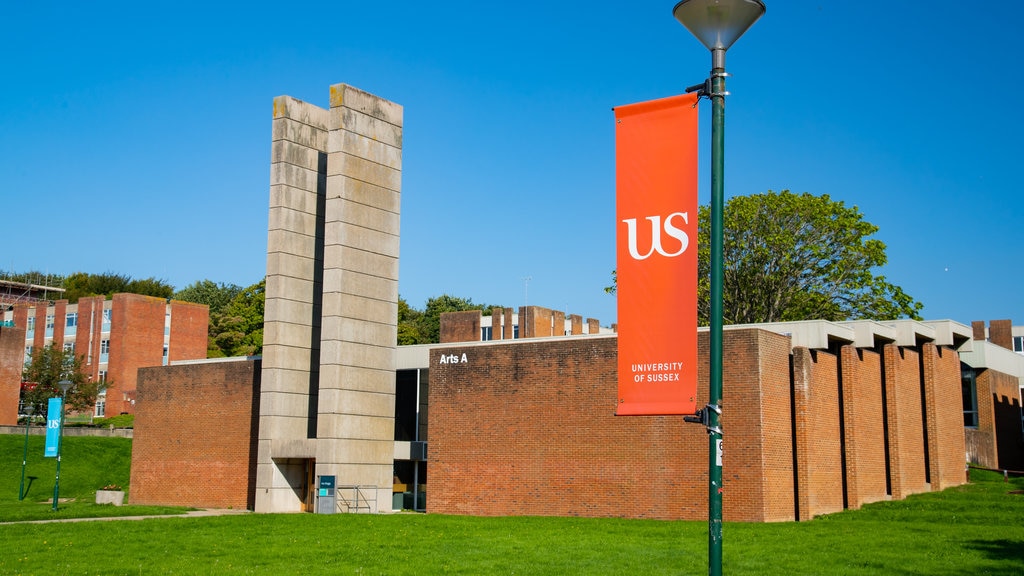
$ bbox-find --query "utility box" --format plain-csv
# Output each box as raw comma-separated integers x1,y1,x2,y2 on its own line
317,475,336,514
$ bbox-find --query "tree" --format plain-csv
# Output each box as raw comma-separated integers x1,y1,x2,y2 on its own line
21,344,101,418
62,272,173,303
607,190,922,324
397,294,497,345
207,279,264,357
173,280,244,313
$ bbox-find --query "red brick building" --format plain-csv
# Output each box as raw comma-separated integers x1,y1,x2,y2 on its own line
3,293,209,417
128,310,1023,521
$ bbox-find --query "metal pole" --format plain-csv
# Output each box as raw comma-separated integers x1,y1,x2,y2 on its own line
707,46,726,576
18,406,33,500
51,394,66,512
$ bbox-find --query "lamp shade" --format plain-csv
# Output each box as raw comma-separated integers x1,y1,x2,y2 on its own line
673,0,765,51
58,379,73,394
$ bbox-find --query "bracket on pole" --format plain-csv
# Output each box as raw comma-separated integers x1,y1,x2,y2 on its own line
684,403,722,435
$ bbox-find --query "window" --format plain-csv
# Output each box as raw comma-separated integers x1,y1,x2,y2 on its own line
26,317,35,338
24,346,32,366
163,343,169,366
165,311,171,336
95,390,106,418
45,314,55,337
961,363,978,428
102,309,112,332
99,370,107,383
65,312,77,336
481,326,492,341
63,342,75,354
1014,336,1023,354
100,339,110,363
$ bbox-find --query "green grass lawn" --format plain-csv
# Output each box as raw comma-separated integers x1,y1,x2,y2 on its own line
0,433,188,522
1,434,1022,574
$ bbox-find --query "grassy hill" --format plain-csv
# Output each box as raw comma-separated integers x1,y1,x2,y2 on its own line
0,433,185,521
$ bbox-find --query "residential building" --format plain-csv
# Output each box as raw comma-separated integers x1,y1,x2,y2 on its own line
3,293,209,416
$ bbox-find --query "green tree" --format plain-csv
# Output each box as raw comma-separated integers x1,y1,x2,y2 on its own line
607,190,922,324
21,344,101,418
208,279,264,357
396,295,497,345
173,280,244,313
62,272,173,303
397,296,425,345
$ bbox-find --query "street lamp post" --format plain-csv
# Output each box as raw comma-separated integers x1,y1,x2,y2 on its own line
51,379,73,512
672,1,764,575
18,404,35,500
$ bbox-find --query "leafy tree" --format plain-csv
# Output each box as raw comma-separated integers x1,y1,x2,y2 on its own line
61,272,173,303
21,344,101,418
208,279,264,357
397,295,496,344
173,280,244,313
607,190,922,324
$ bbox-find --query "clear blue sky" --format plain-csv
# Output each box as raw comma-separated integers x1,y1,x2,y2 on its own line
3,1,1021,327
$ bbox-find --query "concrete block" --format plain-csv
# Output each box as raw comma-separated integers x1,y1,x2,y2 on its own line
265,275,315,306
259,391,312,418
258,364,314,394
320,292,397,325
318,387,396,418
268,184,321,215
317,442,396,468
266,229,318,262
271,139,326,173
264,322,315,351
327,130,402,170
319,364,396,394
271,116,328,151
272,95,330,128
326,175,401,213
268,205,320,238
316,413,395,442
329,83,404,126
331,107,403,149
327,152,401,191
324,196,400,236
319,340,395,371
265,253,318,285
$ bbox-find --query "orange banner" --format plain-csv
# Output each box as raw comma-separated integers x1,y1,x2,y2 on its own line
614,93,699,416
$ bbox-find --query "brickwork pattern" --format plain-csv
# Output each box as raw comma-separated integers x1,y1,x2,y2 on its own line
130,359,261,509
107,294,167,415
792,347,844,519
439,310,481,344
428,329,796,522
168,301,210,362
0,326,26,425
883,345,928,499
986,370,1024,471
921,344,967,490
988,319,1013,350
841,347,887,508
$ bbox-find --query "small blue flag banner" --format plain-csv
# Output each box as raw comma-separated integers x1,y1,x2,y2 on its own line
44,397,62,457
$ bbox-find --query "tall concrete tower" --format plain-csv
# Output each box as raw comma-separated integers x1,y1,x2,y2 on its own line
256,84,402,513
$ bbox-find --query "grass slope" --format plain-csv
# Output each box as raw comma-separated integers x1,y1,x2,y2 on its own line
0,434,187,522
0,432,1021,575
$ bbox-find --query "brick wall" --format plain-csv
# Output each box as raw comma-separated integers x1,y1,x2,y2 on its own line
841,346,887,509
439,310,481,344
130,359,261,509
168,300,210,361
107,294,166,414
987,370,1024,471
792,347,844,519
883,344,928,499
0,326,26,425
428,328,796,522
988,319,1013,350
921,343,967,489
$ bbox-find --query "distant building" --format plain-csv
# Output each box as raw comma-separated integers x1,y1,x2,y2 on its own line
2,293,208,417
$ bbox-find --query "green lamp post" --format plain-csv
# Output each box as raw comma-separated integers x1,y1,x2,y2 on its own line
51,379,73,512
672,1,765,575
18,404,34,500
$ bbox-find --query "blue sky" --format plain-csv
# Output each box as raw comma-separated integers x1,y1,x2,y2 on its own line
2,1,1021,327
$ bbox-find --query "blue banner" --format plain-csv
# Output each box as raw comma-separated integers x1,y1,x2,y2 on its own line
44,397,62,457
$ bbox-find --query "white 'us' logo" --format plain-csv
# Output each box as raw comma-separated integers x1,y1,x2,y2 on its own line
621,212,690,260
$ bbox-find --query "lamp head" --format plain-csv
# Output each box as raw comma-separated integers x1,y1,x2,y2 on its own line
25,404,34,415
672,0,765,52
58,379,73,394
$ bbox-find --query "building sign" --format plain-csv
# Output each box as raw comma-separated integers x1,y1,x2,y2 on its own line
614,93,699,416
44,397,62,457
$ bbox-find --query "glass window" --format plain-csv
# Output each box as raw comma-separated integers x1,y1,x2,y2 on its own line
1014,336,1023,354
100,339,110,363
102,308,112,332
961,363,978,428
65,312,77,336
481,326,492,341
63,342,75,354
95,390,106,418
45,314,55,337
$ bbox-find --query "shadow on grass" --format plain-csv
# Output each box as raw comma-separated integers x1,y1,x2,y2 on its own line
967,539,1024,571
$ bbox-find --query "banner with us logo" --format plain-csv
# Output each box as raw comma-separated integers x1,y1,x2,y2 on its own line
45,397,62,457
613,93,699,416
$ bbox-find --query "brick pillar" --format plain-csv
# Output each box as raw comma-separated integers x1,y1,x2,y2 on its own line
989,319,1013,350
